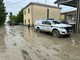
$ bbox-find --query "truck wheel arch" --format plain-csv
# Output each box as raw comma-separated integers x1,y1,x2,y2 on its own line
52,29,59,32
52,29,60,37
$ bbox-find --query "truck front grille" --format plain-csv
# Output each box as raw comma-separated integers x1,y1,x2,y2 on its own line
64,27,72,33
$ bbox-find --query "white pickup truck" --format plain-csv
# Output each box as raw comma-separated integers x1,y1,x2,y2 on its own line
34,19,72,37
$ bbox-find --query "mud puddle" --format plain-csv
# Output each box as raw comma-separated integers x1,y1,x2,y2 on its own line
0,26,80,60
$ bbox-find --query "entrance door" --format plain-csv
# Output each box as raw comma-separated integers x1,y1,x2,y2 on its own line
28,19,30,24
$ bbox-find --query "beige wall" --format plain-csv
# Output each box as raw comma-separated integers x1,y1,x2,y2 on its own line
32,5,61,24
60,14,65,20
49,8,60,20
32,5,47,23
23,4,61,25
23,5,32,25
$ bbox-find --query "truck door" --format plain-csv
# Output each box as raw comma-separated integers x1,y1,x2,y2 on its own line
41,21,47,31
45,21,52,32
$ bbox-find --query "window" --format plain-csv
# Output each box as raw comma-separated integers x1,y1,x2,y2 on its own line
42,21,46,24
47,9,49,18
28,19,30,24
46,21,51,25
28,8,30,13
42,21,51,25
53,21,61,24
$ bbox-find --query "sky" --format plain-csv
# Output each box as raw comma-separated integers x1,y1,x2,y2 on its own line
4,0,76,15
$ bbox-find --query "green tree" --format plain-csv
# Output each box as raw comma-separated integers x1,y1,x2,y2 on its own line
9,12,13,21
9,9,23,25
9,12,17,25
16,9,23,24
0,0,7,26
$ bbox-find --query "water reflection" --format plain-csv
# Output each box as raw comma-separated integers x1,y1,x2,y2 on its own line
0,26,6,47
0,26,80,60
20,26,80,60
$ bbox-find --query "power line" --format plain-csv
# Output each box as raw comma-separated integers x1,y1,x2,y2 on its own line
6,0,26,7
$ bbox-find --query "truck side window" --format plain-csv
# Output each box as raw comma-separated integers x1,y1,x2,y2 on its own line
46,21,51,25
53,21,61,24
42,21,46,24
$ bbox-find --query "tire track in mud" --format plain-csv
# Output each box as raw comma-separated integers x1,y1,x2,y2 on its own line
22,50,32,60
0,27,6,54
3,26,80,60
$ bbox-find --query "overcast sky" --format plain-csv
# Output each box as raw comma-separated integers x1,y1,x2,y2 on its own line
4,0,76,15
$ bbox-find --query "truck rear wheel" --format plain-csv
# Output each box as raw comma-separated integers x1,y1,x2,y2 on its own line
37,27,40,32
52,30,60,37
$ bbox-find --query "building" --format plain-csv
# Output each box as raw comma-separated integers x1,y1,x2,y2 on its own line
55,0,80,33
23,2,61,26
61,10,76,24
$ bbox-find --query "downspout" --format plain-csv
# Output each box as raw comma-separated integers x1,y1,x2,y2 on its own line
76,0,80,33
31,4,33,26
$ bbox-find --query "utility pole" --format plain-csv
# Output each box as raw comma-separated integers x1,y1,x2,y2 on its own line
76,0,80,33
45,0,46,4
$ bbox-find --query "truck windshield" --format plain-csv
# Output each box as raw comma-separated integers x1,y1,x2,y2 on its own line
52,21,61,24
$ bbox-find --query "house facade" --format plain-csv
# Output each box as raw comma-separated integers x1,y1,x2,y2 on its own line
61,10,76,24
55,0,80,33
23,2,61,26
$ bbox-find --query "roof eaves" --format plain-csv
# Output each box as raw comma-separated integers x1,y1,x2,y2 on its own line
61,10,77,14
23,2,61,10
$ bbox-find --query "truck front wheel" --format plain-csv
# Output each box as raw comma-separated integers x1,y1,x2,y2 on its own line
52,30,60,37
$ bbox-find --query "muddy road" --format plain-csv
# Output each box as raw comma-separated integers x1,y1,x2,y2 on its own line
0,26,80,60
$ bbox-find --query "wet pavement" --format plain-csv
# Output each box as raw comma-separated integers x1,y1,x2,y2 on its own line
0,25,80,60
